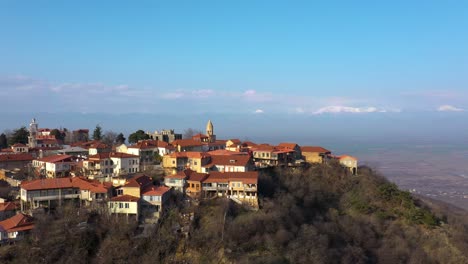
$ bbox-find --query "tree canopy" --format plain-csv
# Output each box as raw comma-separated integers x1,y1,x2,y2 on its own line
128,130,149,143
50,129,66,141
8,127,29,145
115,133,126,145
102,131,117,146
0,133,7,149
92,125,102,141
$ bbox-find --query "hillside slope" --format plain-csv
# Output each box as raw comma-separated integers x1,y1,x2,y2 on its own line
2,161,468,264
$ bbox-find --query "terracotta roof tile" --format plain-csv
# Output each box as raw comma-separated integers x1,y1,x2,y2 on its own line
110,194,139,202
203,155,252,167
142,185,171,196
0,153,34,162
278,143,299,149
124,174,153,188
20,177,109,193
0,202,17,212
0,213,34,232
168,151,210,159
36,154,73,163
301,146,331,153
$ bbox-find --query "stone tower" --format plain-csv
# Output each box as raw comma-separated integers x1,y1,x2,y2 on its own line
28,118,38,148
206,120,215,142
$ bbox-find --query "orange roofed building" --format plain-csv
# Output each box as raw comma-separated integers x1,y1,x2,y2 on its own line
0,213,34,242
337,155,358,175
109,174,172,221
301,146,332,164
20,177,111,211
202,171,259,208
162,151,211,173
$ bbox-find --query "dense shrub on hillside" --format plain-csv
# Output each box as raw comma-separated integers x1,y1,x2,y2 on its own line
2,162,468,263
189,163,468,263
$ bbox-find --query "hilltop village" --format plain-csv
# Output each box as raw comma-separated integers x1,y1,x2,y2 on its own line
0,119,357,243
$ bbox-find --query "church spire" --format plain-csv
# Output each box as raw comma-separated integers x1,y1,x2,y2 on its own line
206,120,213,136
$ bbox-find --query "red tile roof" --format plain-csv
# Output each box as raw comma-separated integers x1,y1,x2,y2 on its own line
278,143,299,149
301,146,331,153
203,155,252,167
36,154,73,163
0,148,14,153
243,141,258,147
20,177,109,193
124,174,153,188
253,144,276,151
88,152,138,160
206,171,258,184
165,169,193,179
207,149,249,156
192,133,209,140
168,151,210,159
0,153,34,162
142,185,171,196
338,155,357,160
0,213,34,232
0,202,17,212
110,194,139,202
187,172,208,182
12,143,27,148
71,140,108,149
172,139,204,147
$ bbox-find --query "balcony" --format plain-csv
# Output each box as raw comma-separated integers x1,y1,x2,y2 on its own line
31,193,80,201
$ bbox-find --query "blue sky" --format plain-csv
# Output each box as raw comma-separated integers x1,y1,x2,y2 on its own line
1,1,467,116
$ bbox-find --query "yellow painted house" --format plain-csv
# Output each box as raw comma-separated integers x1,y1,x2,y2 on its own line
162,152,211,173
301,146,332,164
338,155,358,175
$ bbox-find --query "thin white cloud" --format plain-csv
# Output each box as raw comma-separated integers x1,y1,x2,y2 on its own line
295,107,305,114
161,91,185,99
437,105,464,112
254,109,264,114
191,89,214,98
242,89,273,102
313,106,388,114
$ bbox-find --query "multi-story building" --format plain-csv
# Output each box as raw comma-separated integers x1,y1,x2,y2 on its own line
0,213,34,243
32,154,79,178
338,155,358,175
110,174,171,221
83,152,140,178
146,129,182,143
162,151,211,173
0,153,33,170
301,146,331,164
201,154,254,173
202,171,258,207
20,177,111,211
252,144,293,168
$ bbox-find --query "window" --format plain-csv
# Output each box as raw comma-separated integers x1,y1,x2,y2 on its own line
125,203,129,208
105,160,108,166
110,203,114,208
105,168,108,174
194,161,198,165
172,160,175,164
119,202,123,209
110,168,114,173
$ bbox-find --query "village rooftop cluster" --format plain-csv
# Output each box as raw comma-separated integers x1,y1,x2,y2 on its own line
0,119,357,243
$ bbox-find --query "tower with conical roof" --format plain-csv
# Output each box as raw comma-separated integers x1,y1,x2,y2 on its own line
206,120,215,142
